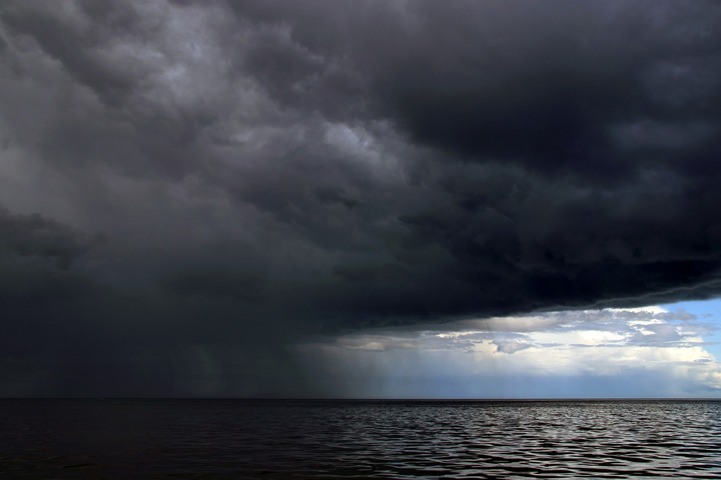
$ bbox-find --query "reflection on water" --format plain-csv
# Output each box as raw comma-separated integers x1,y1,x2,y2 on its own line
1,399,720,478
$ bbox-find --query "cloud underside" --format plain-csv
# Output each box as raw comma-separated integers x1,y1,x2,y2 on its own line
2,1,721,394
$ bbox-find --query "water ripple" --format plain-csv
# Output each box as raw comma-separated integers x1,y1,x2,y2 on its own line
1,399,720,478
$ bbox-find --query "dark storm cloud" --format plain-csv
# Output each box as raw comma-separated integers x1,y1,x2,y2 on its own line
0,206,95,268
368,1,721,181
214,0,721,179
2,0,721,394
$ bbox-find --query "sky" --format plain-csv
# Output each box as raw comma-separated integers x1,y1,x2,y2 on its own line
300,302,721,398
1,0,721,397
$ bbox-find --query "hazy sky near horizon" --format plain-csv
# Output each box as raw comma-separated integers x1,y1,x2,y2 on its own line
2,0,721,397
300,302,721,398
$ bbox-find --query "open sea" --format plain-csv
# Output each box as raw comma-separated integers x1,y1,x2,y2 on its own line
1,399,720,479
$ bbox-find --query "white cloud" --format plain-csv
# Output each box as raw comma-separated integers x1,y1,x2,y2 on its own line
302,305,721,397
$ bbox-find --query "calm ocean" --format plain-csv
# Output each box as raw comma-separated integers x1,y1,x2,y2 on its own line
1,399,720,478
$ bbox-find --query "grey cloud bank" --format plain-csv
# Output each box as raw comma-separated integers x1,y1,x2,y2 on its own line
1,0,721,395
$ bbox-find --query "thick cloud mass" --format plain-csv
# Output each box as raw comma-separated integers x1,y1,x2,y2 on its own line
2,0,721,395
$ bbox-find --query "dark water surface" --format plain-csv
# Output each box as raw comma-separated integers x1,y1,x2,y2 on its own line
1,399,720,478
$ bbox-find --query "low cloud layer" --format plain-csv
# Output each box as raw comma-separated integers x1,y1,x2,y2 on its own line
305,306,721,398
2,1,721,395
